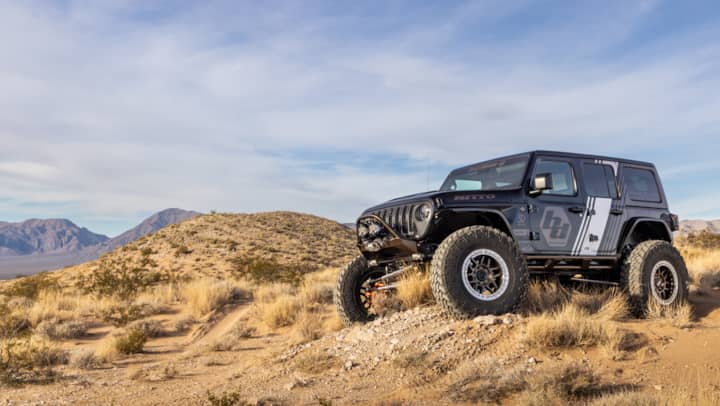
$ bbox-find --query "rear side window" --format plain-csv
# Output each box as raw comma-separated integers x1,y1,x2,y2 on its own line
534,159,576,196
624,167,661,202
583,163,618,198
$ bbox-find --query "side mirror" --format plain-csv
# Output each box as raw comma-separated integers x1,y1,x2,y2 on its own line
530,173,553,194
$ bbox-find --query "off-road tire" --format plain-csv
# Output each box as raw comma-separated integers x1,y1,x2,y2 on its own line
621,240,689,317
334,255,378,326
430,226,528,319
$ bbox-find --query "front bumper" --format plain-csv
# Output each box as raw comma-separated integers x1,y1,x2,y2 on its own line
357,214,421,261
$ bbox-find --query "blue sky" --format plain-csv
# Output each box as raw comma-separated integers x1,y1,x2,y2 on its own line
1,0,719,236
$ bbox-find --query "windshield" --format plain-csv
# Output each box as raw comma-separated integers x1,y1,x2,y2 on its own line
440,155,530,192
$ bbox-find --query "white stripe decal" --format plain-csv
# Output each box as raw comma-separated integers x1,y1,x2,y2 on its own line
575,197,596,255
579,197,612,256
571,196,592,256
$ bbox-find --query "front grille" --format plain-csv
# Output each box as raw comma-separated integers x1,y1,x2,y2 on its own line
373,204,418,238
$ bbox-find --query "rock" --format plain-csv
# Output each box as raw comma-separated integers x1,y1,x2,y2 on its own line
502,316,513,325
473,315,501,326
653,385,663,391
527,357,537,364
344,360,355,370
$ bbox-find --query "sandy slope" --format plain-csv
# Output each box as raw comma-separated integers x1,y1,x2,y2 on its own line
2,288,720,405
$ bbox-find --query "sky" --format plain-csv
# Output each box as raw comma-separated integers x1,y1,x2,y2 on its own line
1,0,719,237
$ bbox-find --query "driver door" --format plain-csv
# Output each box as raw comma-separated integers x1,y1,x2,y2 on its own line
528,156,588,255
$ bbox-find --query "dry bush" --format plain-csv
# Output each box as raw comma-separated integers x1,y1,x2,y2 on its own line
298,282,334,307
69,349,97,370
524,303,610,348
96,328,147,361
521,362,603,404
0,337,67,384
324,312,344,333
290,310,324,344
646,299,694,328
181,279,248,318
0,302,31,338
126,319,164,338
525,280,570,314
396,270,433,309
446,357,528,403
603,329,648,359
35,319,89,340
293,350,339,374
591,291,629,321
261,296,301,328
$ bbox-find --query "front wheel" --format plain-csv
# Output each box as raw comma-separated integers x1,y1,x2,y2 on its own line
334,255,386,326
430,226,528,319
621,240,689,317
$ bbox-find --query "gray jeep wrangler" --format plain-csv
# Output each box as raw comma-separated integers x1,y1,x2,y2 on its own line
335,150,687,324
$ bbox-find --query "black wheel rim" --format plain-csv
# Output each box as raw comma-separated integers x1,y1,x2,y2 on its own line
653,266,675,301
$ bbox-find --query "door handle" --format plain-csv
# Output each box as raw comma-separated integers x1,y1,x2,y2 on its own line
610,208,624,215
568,206,585,213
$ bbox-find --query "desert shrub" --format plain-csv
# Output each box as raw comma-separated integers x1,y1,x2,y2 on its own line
2,273,59,299
646,300,693,328
69,349,97,370
524,304,610,348
35,319,89,340
230,256,311,285
525,280,570,314
181,279,248,318
0,337,67,384
678,231,720,250
261,296,300,328
126,319,164,338
78,264,165,299
174,316,195,333
293,351,339,374
0,303,31,338
114,329,147,355
447,358,528,403
101,302,159,326
206,389,250,406
522,362,604,404
290,310,324,344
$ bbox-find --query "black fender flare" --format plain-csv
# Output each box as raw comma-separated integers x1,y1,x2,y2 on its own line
436,208,516,240
618,218,673,251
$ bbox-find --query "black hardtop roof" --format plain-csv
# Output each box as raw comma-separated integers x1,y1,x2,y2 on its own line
530,150,655,167
453,150,655,171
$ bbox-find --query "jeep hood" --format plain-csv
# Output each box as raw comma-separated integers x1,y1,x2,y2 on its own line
361,189,523,216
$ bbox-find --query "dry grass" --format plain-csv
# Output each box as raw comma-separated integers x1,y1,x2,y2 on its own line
682,246,720,291
181,279,248,318
261,296,301,328
69,349,98,370
293,350,339,374
95,328,148,361
446,357,529,403
290,310,324,344
0,336,68,384
646,299,694,328
525,280,570,314
524,303,610,348
210,321,256,351
396,270,433,309
126,318,165,338
254,283,294,304
35,318,89,340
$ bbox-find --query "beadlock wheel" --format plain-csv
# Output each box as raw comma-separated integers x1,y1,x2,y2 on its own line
650,260,679,305
461,249,510,301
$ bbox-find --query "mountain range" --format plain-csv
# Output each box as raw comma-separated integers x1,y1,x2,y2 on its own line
0,208,200,278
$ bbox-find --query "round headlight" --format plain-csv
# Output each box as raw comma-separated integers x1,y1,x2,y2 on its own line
357,225,369,238
415,204,432,221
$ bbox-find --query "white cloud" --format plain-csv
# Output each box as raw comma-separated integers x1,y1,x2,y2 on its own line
0,1,719,234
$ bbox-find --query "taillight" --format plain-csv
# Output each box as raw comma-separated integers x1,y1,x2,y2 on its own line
670,213,680,231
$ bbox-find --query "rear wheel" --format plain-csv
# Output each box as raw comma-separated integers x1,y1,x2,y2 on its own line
334,255,386,326
621,240,689,317
430,226,528,319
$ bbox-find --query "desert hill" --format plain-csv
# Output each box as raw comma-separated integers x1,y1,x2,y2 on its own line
48,211,358,289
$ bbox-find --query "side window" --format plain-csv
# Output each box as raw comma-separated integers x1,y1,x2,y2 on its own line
583,163,618,199
624,167,661,202
534,160,576,196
